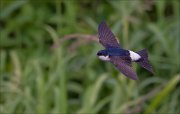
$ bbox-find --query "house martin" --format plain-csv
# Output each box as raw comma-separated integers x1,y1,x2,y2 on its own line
97,21,154,80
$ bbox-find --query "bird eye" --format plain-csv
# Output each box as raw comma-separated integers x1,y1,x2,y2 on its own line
97,52,102,56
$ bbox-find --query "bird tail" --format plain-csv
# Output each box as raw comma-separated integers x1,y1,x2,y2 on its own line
136,49,154,74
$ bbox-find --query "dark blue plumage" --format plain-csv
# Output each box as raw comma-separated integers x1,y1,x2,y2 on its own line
97,21,154,80
98,48,129,56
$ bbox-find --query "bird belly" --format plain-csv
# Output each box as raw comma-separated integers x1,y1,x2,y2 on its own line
129,50,141,61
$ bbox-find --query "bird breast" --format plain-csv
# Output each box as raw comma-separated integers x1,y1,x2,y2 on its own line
98,55,110,61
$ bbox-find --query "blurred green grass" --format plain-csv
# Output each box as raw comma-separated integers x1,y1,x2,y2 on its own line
0,0,180,114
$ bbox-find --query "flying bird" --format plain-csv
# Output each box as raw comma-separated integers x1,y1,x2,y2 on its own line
97,21,154,80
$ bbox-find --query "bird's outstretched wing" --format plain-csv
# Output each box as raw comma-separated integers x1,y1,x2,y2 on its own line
110,56,138,80
98,21,121,48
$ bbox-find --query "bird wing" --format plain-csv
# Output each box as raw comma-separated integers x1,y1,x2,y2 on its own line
110,56,138,80
98,21,121,48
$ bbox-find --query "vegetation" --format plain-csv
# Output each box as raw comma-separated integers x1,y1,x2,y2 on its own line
0,0,179,114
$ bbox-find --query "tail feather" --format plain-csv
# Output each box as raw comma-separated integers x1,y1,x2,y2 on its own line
136,49,154,74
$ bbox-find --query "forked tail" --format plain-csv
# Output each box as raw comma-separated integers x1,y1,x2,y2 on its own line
136,49,154,74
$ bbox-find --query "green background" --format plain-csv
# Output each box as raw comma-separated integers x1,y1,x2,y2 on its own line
0,0,179,113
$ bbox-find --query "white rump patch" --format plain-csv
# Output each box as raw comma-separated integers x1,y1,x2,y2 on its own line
98,55,110,61
129,50,141,61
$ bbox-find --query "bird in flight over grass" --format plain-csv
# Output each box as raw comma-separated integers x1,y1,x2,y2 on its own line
97,21,154,80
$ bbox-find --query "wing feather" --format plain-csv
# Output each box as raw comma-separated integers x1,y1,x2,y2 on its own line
98,22,121,48
110,56,138,80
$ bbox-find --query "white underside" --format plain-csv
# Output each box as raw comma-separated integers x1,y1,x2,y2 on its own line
98,55,110,61
129,50,141,61
98,50,141,62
